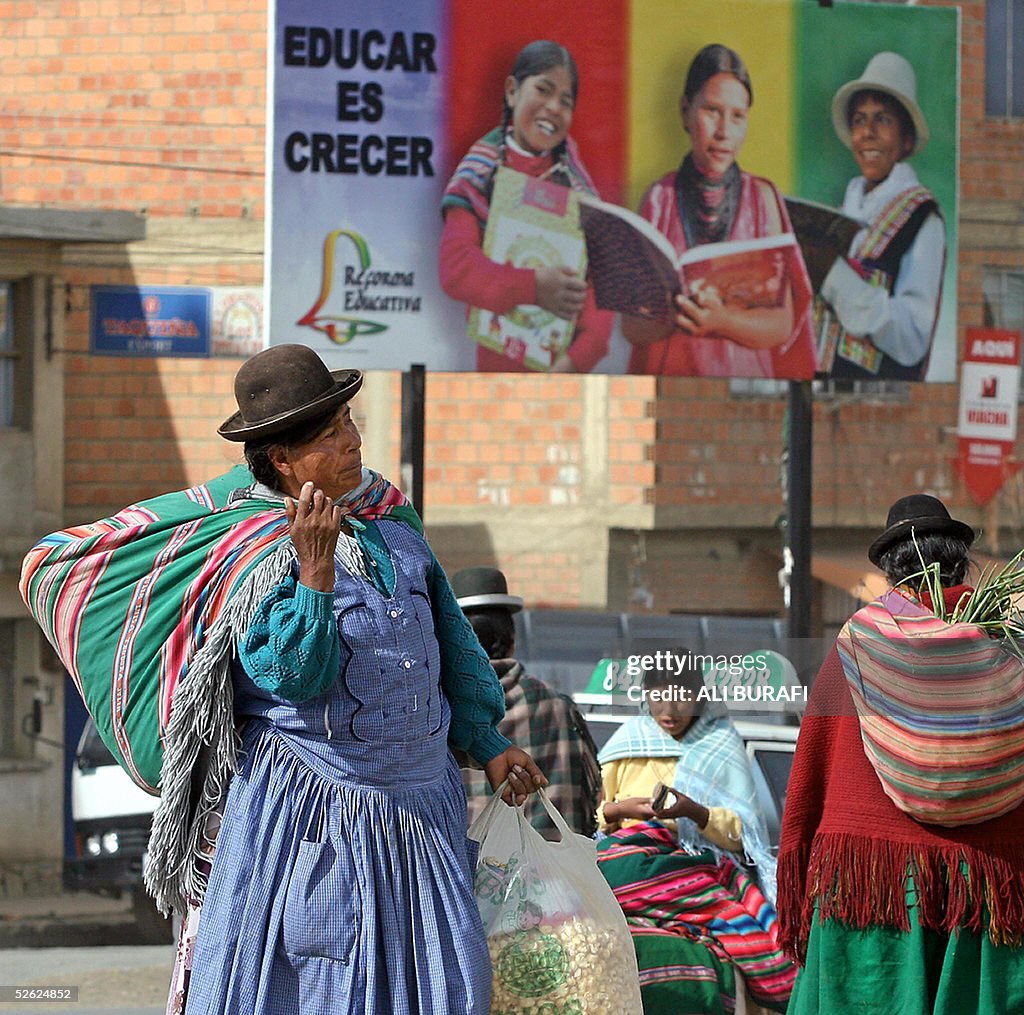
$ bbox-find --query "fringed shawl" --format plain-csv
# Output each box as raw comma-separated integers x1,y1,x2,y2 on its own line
441,126,597,226
599,712,778,905
838,587,1024,826
20,465,417,913
776,643,1024,964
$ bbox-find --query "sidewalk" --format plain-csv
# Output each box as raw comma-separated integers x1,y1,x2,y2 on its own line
0,944,174,1013
0,890,171,948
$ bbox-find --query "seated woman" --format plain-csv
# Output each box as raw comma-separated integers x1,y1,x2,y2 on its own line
596,649,794,1014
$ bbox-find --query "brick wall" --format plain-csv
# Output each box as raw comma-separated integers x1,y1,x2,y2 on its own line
3,0,1023,608
0,0,267,219
425,374,586,510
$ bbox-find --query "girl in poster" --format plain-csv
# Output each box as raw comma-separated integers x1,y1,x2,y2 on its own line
439,40,612,372
622,44,816,379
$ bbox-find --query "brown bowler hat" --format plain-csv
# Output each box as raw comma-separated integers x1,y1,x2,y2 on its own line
218,344,362,442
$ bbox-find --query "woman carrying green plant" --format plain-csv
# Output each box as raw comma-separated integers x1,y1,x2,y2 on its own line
778,494,1024,1014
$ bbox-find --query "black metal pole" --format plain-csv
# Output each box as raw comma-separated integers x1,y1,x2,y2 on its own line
787,380,813,640
401,364,426,520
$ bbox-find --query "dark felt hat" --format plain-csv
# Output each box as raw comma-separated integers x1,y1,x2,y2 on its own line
452,566,524,613
219,344,362,442
868,494,975,567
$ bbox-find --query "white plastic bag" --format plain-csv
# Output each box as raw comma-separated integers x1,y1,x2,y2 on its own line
468,786,643,1015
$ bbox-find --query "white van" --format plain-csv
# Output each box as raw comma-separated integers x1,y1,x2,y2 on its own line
67,719,171,939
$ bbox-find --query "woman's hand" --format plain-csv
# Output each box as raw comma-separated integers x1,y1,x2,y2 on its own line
653,787,710,828
534,266,587,320
285,481,341,592
548,353,577,373
674,287,725,337
604,797,656,823
673,281,793,351
484,746,548,806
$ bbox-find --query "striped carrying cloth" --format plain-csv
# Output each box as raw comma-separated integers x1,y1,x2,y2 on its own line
19,465,416,912
597,822,794,1013
837,587,1024,827
855,185,936,263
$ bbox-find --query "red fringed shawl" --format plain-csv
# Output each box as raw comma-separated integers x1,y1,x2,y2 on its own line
777,640,1024,963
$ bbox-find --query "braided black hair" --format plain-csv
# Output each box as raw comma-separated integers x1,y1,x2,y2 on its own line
878,534,972,590
466,608,516,661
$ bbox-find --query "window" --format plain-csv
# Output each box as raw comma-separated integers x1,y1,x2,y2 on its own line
982,270,1024,400
986,0,1024,116
0,279,33,429
0,282,12,427
729,377,910,402
983,270,1024,333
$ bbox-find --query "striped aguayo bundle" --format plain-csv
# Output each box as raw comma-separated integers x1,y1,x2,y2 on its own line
20,466,417,914
18,465,415,794
837,588,1024,827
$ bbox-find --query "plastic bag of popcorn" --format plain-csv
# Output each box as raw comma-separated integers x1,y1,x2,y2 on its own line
469,786,643,1015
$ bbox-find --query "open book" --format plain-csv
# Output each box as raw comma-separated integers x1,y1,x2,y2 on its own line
783,196,861,293
578,193,794,320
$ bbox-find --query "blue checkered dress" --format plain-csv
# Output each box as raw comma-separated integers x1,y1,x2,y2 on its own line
183,525,490,1014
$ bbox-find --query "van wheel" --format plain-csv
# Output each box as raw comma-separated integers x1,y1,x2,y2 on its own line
131,887,174,944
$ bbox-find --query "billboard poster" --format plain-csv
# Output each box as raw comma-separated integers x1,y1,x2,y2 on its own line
266,0,959,381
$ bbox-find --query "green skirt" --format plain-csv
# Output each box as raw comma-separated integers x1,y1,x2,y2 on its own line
788,908,1024,1015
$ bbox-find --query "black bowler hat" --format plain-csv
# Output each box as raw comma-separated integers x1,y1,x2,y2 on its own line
219,344,362,442
452,566,524,613
867,494,975,567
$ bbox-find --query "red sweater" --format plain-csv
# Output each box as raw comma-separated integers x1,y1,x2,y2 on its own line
777,641,1024,962
438,147,612,373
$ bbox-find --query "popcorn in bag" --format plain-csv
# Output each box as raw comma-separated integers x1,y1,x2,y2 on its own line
468,787,643,1015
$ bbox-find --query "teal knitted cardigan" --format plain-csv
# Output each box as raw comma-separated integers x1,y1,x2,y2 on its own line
241,518,511,765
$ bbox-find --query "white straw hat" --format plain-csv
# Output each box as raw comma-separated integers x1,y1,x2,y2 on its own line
831,51,929,156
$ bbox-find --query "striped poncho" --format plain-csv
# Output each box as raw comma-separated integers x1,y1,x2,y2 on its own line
441,126,597,226
838,587,1024,826
19,465,416,912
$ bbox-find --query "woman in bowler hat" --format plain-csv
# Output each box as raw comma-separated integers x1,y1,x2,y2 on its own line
778,494,1024,1013
174,345,546,1015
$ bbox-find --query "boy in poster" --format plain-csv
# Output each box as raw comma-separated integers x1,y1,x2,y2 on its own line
820,52,945,381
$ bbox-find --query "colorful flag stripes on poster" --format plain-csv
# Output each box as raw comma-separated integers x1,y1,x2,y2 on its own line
266,0,959,381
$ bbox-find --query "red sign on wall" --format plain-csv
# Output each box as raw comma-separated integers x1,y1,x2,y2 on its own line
955,328,1022,505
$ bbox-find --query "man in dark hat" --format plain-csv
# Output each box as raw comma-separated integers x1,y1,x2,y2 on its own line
777,493,1024,1012
453,565,601,839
